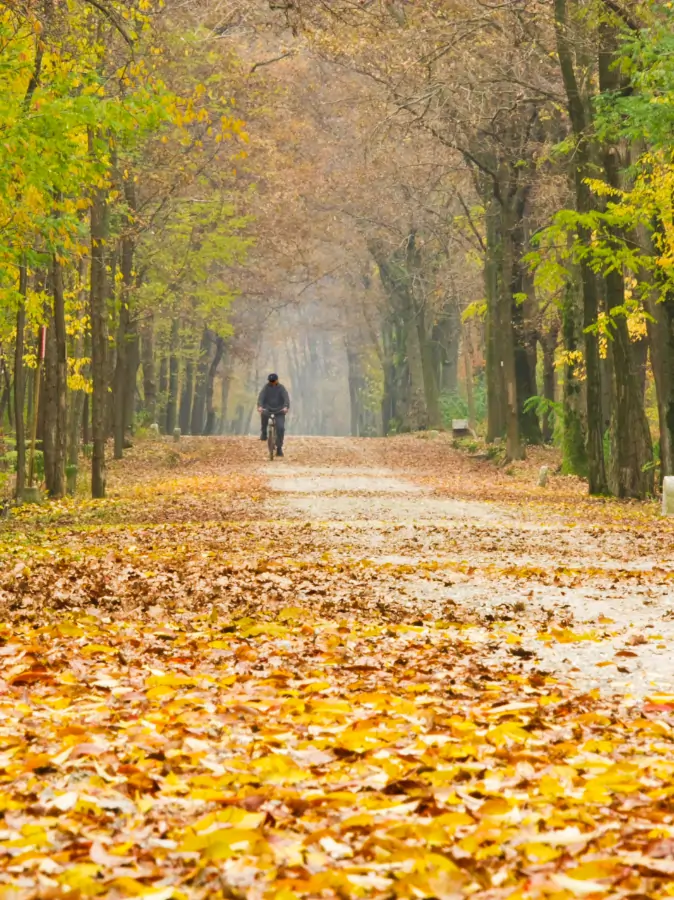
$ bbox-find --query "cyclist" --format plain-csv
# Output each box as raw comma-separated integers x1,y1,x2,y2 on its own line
257,373,290,457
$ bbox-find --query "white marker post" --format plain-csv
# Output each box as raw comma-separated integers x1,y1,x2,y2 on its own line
662,476,674,515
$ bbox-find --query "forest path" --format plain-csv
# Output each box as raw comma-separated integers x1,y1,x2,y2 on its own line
3,437,674,897
263,435,674,698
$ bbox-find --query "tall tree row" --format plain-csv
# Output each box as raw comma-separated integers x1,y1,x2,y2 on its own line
0,0,251,499
246,0,672,498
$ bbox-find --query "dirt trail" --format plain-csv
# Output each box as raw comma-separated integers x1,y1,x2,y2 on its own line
4,436,674,898
264,436,674,698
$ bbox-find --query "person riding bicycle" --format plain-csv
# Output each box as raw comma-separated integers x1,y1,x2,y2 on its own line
258,373,290,457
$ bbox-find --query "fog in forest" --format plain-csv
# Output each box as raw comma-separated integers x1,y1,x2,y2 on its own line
1,0,673,502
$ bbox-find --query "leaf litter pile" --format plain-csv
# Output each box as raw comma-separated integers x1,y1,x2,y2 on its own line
2,437,674,900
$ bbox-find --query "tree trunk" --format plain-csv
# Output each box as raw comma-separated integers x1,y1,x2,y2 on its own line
205,336,225,435
554,0,608,494
541,321,559,443
89,168,109,499
179,359,194,434
599,35,653,498
14,262,27,500
43,298,57,493
561,280,587,475
500,196,523,460
158,355,168,431
463,327,476,429
82,393,90,448
514,257,542,444
191,328,210,436
434,301,460,394
125,323,139,437
346,336,363,436
219,364,231,434
639,225,674,479
44,253,67,497
418,305,442,428
113,182,135,459
485,195,506,442
0,359,10,429
166,317,179,436
141,313,157,423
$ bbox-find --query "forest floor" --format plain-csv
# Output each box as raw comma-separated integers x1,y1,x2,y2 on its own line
1,434,674,899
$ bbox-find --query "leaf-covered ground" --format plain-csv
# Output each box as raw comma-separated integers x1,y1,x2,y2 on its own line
2,436,674,900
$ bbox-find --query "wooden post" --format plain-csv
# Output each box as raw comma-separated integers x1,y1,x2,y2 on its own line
28,325,46,488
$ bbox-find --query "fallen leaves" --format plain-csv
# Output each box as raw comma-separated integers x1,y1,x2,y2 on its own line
0,436,673,898
0,610,672,898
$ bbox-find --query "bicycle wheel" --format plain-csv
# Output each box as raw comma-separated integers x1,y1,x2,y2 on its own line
268,420,276,461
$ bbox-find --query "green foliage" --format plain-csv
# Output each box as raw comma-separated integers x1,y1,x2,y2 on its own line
461,300,487,323
523,395,563,446
440,373,487,428
2,450,43,480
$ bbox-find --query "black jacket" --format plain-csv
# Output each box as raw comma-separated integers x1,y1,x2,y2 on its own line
258,382,290,413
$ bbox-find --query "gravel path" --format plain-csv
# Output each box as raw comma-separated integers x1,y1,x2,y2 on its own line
265,441,674,699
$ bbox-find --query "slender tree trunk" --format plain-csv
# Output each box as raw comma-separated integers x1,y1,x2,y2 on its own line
599,35,653,498
219,364,231,434
82,393,90,448
47,250,68,497
514,257,542,444
158,355,168,431
113,187,135,459
14,261,27,500
485,195,506,442
562,279,587,475
500,197,523,460
89,150,109,499
125,323,139,437
463,328,476,429
554,0,608,494
43,299,57,492
205,336,225,435
418,305,442,428
166,317,179,436
0,359,9,429
179,359,194,434
541,322,559,443
346,336,363,436
434,302,460,394
191,328,210,436
141,313,157,423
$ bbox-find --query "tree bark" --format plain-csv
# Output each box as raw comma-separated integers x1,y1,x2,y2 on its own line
514,256,542,444
44,252,67,497
485,195,506,442
113,177,136,459
89,153,109,499
14,261,27,500
434,301,460,394
190,328,210,436
561,279,587,475
141,313,157,423
158,355,168,431
541,321,559,443
500,192,524,460
205,336,225,435
219,362,231,434
179,359,194,434
554,0,609,494
166,317,179,435
599,31,653,498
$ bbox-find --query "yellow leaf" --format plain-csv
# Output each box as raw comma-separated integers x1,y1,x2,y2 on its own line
478,798,512,818
179,827,262,858
523,842,562,863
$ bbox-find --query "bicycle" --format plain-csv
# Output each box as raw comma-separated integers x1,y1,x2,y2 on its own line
267,412,277,461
